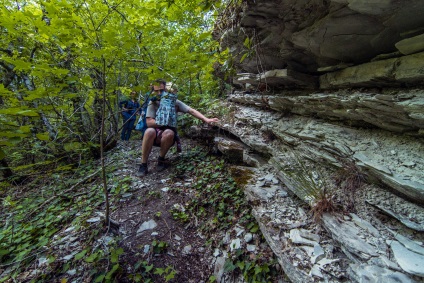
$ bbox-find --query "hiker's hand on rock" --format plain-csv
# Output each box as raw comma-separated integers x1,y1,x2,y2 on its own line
205,118,219,125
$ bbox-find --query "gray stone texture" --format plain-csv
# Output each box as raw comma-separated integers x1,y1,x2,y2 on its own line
215,0,424,88
213,0,424,282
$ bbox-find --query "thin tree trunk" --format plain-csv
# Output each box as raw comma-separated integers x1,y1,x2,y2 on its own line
100,57,110,227
196,72,203,94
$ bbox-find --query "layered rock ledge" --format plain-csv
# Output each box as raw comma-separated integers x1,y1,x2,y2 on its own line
213,0,424,282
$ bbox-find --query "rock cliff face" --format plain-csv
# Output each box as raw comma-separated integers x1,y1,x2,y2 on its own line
212,1,424,282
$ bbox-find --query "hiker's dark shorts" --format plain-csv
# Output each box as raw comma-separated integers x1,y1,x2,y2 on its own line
153,128,175,147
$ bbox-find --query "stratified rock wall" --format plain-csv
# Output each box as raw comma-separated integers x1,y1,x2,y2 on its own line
216,0,424,77
213,1,424,282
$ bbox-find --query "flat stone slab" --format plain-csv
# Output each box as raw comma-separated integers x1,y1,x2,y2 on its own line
137,219,157,234
322,214,378,260
367,202,424,232
214,137,245,163
395,33,424,55
390,241,424,277
348,264,415,283
320,52,424,89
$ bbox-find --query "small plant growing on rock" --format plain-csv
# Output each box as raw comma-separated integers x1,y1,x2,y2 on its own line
151,240,168,254
277,152,336,221
170,204,189,223
154,265,176,282
333,160,365,212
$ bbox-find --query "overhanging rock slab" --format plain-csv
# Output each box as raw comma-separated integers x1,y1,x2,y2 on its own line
235,69,318,89
320,52,424,89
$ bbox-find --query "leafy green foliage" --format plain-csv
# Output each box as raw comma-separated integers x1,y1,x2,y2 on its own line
151,240,168,254
0,161,126,282
154,265,176,282
171,146,253,233
170,208,190,223
0,0,226,177
224,249,279,283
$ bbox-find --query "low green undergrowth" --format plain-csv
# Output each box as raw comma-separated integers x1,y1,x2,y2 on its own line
222,249,279,283
0,161,136,282
172,146,281,283
171,147,253,233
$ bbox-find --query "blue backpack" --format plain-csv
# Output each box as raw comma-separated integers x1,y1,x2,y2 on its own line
135,91,152,136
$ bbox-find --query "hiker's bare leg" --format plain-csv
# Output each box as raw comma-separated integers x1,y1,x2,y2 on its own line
142,128,156,163
159,129,175,158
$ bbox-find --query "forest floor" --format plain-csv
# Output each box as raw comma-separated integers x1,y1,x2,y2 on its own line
0,135,284,283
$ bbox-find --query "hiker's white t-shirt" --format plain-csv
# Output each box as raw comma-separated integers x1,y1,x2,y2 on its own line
146,99,191,119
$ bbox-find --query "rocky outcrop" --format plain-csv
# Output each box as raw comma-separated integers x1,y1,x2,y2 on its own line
215,0,424,89
229,90,424,136
213,107,424,282
215,0,424,77
213,1,424,282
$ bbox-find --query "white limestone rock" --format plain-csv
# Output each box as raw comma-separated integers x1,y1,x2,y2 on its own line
230,239,241,251
391,231,424,256
348,263,415,283
290,229,318,247
137,219,157,234
244,233,253,243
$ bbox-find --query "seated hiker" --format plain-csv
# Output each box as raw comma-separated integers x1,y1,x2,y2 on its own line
157,82,182,152
119,90,140,141
150,80,182,152
136,82,219,177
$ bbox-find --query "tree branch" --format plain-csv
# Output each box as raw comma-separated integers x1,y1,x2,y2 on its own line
26,161,113,218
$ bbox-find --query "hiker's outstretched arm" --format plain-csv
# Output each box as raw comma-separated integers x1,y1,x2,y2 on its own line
188,108,219,124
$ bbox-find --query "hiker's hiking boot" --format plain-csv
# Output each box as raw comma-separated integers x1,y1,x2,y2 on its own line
136,163,148,177
176,142,182,153
157,156,170,172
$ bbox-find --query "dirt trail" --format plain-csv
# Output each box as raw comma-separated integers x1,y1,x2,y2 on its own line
110,138,214,282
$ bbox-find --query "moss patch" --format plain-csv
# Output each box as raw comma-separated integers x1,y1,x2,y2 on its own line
230,166,254,187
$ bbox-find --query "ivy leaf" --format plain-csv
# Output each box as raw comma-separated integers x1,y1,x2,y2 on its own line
165,271,175,282
94,274,105,283
236,261,245,270
145,264,154,272
110,247,124,263
85,252,98,263
16,110,39,117
74,249,88,260
154,268,165,275
105,264,120,279
240,53,248,63
36,133,50,141
254,265,262,275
